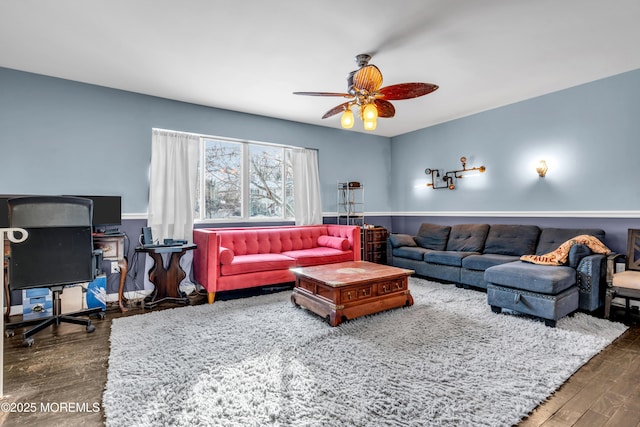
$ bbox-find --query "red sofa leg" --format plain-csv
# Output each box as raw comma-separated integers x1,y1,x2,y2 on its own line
208,292,216,304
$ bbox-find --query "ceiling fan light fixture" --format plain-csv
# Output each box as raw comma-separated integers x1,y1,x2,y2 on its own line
363,103,378,121
340,108,354,129
294,53,438,133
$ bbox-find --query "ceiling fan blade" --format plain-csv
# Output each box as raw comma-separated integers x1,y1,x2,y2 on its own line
378,83,439,100
293,91,351,97
374,99,396,118
322,102,351,119
353,65,383,93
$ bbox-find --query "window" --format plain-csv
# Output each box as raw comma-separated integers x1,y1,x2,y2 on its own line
195,137,294,221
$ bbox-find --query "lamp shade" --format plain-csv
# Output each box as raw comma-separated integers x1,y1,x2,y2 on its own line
363,118,377,131
536,160,548,177
363,103,378,121
341,109,354,128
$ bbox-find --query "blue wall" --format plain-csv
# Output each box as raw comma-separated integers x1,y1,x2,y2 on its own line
391,68,640,213
0,67,391,215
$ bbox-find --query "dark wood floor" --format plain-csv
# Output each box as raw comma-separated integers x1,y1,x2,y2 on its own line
1,292,640,427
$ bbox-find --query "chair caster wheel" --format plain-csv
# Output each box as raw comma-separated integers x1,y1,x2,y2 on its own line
23,338,34,347
86,323,96,333
97,312,106,320
5,329,15,338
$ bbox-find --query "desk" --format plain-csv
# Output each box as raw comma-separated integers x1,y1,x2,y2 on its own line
135,244,196,309
94,233,128,312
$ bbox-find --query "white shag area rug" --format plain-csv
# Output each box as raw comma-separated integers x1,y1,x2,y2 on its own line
103,278,627,427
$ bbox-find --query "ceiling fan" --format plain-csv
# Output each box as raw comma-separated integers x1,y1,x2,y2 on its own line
294,53,438,131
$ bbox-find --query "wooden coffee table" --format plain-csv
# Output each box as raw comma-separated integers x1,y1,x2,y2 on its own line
291,260,414,326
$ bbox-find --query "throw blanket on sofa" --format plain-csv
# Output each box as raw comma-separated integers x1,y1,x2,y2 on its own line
520,235,611,266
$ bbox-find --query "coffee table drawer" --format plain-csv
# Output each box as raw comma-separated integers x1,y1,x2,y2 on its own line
378,278,407,295
341,285,373,302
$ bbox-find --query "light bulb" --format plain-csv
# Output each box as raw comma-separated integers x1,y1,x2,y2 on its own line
363,118,377,131
341,108,354,128
363,103,378,121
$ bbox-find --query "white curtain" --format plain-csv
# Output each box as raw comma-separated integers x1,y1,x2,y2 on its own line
293,148,322,225
148,129,199,242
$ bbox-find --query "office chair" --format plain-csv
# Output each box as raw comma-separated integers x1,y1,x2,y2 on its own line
605,228,640,320
5,196,105,347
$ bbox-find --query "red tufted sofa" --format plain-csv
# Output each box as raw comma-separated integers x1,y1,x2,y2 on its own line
193,224,361,303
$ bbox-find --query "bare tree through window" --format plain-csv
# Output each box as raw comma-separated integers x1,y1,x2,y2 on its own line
196,138,294,221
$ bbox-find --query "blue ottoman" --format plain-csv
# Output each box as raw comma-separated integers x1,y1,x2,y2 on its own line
484,261,579,327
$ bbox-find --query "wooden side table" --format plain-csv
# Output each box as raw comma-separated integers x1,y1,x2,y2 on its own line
94,233,129,312
362,226,389,264
135,244,196,309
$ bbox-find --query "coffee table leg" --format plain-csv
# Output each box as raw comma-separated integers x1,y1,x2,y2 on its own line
328,310,340,327
406,293,414,307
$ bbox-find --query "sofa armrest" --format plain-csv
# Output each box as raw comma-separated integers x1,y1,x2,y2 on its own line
576,253,607,312
192,229,221,294
387,239,394,265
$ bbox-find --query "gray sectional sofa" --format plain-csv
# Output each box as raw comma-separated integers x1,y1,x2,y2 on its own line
388,223,607,326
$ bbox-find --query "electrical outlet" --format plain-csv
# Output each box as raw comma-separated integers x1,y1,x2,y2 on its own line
111,261,120,274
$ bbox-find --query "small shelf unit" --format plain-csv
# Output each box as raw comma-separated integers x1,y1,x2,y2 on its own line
337,182,364,227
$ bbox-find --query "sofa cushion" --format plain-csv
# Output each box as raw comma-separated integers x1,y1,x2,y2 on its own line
220,253,296,276
425,250,479,267
414,223,451,250
484,261,576,294
317,235,349,250
282,247,352,266
389,233,417,248
536,228,605,255
483,224,540,256
392,246,431,261
219,228,327,255
461,254,520,271
567,244,593,268
219,246,234,265
445,224,490,252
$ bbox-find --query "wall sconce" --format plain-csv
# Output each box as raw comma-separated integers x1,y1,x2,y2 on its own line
425,156,486,190
536,160,548,177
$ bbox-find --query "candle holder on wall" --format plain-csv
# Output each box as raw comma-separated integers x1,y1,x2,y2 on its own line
425,156,486,190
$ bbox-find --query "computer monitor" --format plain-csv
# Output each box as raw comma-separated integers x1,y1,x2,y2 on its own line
0,198,8,228
73,195,122,233
0,194,27,227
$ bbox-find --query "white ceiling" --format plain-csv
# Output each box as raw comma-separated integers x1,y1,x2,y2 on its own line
2,0,640,137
